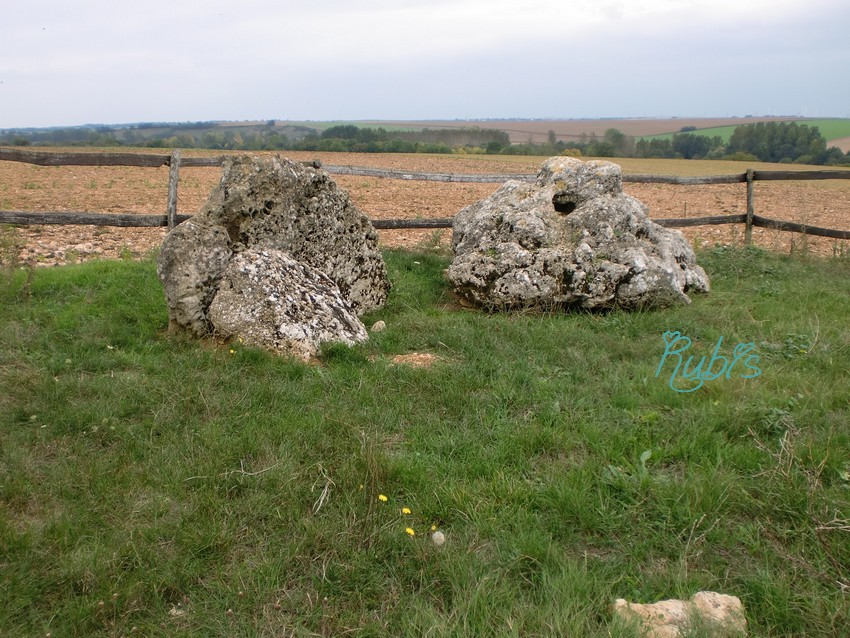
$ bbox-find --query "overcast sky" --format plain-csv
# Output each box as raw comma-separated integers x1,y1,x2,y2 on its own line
1,0,848,128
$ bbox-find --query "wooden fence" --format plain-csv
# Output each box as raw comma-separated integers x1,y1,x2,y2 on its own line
1,148,849,242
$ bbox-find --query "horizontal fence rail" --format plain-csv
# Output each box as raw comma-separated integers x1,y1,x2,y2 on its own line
0,148,174,167
654,214,748,228
751,170,850,182
0,147,316,169
751,215,850,240
1,149,849,240
324,165,531,183
0,211,190,227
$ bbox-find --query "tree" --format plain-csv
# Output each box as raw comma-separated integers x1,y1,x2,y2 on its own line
322,124,359,140
604,128,625,151
486,140,504,154
587,141,616,157
726,121,840,164
635,138,673,158
671,133,722,159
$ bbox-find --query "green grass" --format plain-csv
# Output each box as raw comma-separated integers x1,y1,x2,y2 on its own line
640,118,850,145
2,247,850,636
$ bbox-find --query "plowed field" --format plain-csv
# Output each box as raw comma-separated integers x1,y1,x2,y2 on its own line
1,150,849,266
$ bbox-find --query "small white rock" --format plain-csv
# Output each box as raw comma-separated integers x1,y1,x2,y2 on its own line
371,320,386,333
431,531,446,546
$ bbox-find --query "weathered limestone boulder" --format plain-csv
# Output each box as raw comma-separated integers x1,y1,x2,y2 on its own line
208,249,368,362
448,157,709,310
155,220,231,336
612,591,747,637
198,155,389,315
157,155,390,355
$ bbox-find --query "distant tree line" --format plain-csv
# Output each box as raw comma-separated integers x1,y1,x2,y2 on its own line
297,126,511,154
507,122,847,166
726,122,846,164
0,123,510,156
1,121,846,165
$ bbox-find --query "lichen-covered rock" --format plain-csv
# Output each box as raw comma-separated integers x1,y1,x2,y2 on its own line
208,249,368,361
691,592,748,635
199,154,389,315
612,592,747,638
156,155,389,355
448,157,709,310
156,220,231,336
612,597,691,638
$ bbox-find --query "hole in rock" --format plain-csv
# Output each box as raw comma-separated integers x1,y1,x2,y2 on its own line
552,193,577,215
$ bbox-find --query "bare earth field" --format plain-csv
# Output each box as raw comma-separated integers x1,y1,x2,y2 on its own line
1,150,849,266
832,135,850,153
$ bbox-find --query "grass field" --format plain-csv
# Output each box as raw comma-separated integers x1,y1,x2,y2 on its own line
2,241,849,636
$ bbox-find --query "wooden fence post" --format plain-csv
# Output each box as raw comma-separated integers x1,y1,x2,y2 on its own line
166,149,182,230
745,168,755,246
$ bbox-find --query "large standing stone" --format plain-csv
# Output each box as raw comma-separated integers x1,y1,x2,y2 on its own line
198,155,389,314
447,157,709,310
157,155,390,352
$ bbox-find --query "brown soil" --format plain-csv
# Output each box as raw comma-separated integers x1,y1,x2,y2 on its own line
389,353,440,368
1,150,848,266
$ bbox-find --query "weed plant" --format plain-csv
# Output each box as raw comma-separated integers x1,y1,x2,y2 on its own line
1,247,849,636
0,225,33,302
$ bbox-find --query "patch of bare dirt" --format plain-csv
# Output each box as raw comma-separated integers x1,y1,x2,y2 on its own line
1,150,848,266
390,353,440,368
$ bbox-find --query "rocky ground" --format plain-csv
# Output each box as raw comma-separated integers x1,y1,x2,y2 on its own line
1,151,849,267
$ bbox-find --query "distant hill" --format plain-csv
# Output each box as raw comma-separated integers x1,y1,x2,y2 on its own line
355,117,826,144
7,116,845,146
0,120,320,147
3,116,848,159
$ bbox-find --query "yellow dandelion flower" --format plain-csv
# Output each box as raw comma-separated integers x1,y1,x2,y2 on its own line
401,507,412,515
405,527,415,537
229,349,235,354
430,524,437,531
378,494,388,502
